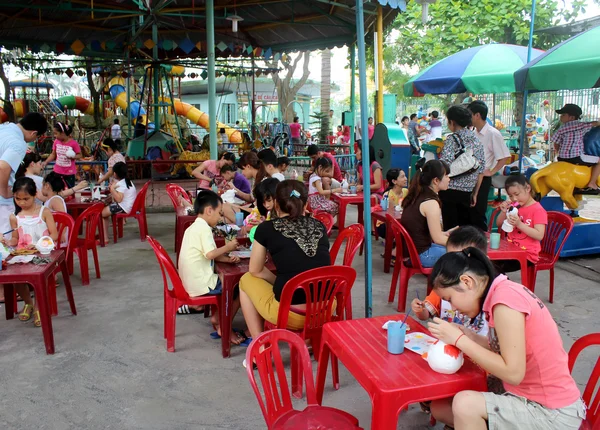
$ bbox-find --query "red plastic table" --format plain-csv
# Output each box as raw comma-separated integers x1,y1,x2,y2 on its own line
1,250,75,355
215,258,275,358
331,192,366,230
372,208,403,273
486,233,529,288
315,315,487,430
66,194,112,247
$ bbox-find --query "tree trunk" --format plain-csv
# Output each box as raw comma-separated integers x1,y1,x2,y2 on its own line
85,60,102,129
0,58,15,122
320,49,332,143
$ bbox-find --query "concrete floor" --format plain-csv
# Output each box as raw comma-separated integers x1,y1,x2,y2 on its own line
0,207,598,430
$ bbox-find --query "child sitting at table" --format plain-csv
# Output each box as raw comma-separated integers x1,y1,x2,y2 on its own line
242,178,278,234
277,156,290,175
220,164,252,204
177,190,249,345
308,157,342,216
4,177,59,327
375,168,408,238
101,162,137,241
42,172,68,213
494,174,547,273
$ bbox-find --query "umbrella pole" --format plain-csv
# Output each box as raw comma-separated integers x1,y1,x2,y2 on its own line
356,0,373,318
518,0,537,171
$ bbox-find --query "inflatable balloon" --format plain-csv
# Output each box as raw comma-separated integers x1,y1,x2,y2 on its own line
427,340,464,374
584,126,600,157
543,99,550,106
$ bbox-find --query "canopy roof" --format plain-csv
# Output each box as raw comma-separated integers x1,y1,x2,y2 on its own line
0,0,403,59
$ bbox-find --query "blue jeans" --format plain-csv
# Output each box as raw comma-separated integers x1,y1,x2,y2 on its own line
207,278,222,295
419,244,446,268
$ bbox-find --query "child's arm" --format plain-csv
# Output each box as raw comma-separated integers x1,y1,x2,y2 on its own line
495,200,511,227
109,182,124,203
411,298,431,320
508,214,545,241
205,238,238,260
215,253,240,264
191,162,212,183
6,215,18,246
314,179,341,196
43,150,57,167
42,208,59,242
248,240,276,284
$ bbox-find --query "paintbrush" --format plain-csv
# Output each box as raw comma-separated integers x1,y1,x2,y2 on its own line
1,229,15,236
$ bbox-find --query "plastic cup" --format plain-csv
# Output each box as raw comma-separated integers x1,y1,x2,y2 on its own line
380,199,388,211
349,185,357,194
235,211,245,227
490,232,501,249
387,322,406,354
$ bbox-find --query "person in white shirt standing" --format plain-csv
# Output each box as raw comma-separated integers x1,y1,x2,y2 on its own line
111,118,121,140
468,100,511,230
0,112,47,302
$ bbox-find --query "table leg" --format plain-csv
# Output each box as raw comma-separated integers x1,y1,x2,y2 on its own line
174,219,180,251
4,284,15,320
60,261,77,315
370,393,400,430
34,279,55,354
384,221,393,274
219,275,233,358
520,256,529,290
315,341,332,404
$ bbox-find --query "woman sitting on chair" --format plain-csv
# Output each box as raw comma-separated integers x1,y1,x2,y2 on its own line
239,181,330,350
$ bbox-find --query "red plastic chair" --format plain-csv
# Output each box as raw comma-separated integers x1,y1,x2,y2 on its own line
568,333,600,429
264,266,357,398
166,183,191,210
49,212,76,315
313,212,334,236
112,181,150,243
528,211,574,303
246,329,362,430
329,223,364,320
147,235,220,353
69,203,104,286
387,214,432,312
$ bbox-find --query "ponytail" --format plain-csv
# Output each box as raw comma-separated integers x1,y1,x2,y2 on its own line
16,152,42,179
112,162,132,188
402,158,449,209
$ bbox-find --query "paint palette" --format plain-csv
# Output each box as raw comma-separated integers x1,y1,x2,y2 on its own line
404,332,439,360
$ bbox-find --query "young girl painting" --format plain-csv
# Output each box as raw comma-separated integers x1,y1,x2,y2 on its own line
308,157,342,216
4,177,59,327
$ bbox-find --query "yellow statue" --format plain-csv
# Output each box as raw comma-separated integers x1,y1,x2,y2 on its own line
530,161,600,209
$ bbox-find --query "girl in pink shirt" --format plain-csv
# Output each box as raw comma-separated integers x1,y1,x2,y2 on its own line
427,248,585,430
191,152,236,190
495,175,547,272
42,122,81,188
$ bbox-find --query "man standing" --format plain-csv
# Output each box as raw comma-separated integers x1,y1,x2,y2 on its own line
468,101,510,229
0,112,47,301
551,104,600,190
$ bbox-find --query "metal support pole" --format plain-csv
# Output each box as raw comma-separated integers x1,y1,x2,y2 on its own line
376,5,384,124
518,0,536,171
207,0,218,160
349,44,356,154
152,23,160,130
356,0,373,318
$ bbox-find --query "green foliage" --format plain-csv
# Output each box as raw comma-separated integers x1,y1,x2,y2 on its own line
310,111,329,144
387,0,586,71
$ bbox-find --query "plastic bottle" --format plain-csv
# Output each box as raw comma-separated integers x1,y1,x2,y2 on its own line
502,206,519,233
380,196,388,211
291,169,298,181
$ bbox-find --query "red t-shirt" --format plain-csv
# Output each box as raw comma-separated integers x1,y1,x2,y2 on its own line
312,152,343,182
52,139,81,176
483,275,580,409
507,202,547,262
289,122,301,139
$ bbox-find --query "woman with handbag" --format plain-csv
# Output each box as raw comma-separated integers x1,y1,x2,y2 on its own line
439,105,486,230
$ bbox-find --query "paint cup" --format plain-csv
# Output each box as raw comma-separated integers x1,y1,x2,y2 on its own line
349,185,357,194
235,211,245,227
490,232,501,250
387,321,406,354
380,198,388,211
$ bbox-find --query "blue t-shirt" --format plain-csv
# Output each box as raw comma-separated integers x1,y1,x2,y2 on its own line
233,171,251,195
0,123,27,206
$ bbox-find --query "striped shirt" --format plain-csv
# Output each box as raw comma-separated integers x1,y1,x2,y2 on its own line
550,120,594,159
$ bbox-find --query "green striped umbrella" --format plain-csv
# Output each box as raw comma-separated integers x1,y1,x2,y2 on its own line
404,44,544,96
514,26,600,91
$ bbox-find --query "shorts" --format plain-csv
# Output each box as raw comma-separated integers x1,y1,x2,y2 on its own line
482,392,585,430
108,203,125,215
558,155,599,166
418,243,447,268
239,273,305,330
207,278,222,295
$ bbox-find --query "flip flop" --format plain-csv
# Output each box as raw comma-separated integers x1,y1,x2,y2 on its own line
209,328,245,339
211,329,252,347
177,305,205,315
575,187,600,195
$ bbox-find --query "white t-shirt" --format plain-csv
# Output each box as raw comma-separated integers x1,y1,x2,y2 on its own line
26,174,44,204
0,123,27,206
115,179,137,213
271,172,285,182
308,173,322,195
476,123,510,170
111,124,121,139
44,195,67,213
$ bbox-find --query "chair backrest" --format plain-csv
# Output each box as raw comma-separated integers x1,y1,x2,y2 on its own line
130,181,150,215
276,266,357,332
568,332,600,426
245,329,318,427
313,212,334,236
166,183,191,210
147,235,191,302
488,207,501,233
330,223,364,266
541,211,574,263
71,203,104,247
386,214,427,272
52,211,75,251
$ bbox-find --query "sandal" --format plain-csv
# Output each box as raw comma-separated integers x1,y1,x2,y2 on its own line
177,304,205,315
33,310,41,327
18,304,33,321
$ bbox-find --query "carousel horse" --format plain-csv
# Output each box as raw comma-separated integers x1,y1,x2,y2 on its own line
530,162,599,209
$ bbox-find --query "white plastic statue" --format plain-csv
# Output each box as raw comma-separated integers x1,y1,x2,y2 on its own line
502,206,519,233
427,340,464,375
